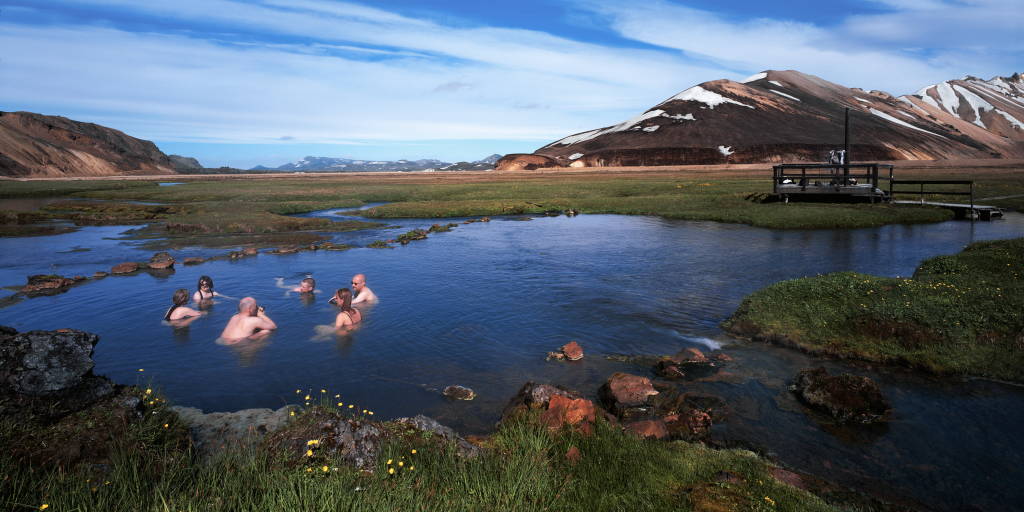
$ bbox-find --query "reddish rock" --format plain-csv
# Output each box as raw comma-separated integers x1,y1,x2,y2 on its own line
182,257,205,266
546,351,566,361
148,252,175,269
242,247,258,256
111,262,139,274
770,467,808,490
713,353,734,362
565,446,582,464
20,274,76,295
671,347,709,364
539,394,596,433
93,271,108,278
625,419,668,440
273,246,299,254
561,341,584,361
500,382,582,424
601,372,658,409
655,362,686,380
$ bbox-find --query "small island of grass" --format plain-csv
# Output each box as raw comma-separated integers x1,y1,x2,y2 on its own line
723,238,1024,381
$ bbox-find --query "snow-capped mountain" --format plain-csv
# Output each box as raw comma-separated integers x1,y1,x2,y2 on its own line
499,70,1024,168
250,154,502,172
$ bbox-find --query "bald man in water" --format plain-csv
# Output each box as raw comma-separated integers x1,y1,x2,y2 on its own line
220,297,277,341
349,273,378,305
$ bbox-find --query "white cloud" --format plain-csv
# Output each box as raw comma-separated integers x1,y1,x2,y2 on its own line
579,0,1021,94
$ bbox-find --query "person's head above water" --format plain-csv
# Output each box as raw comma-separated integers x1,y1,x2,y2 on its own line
198,275,214,293
238,296,258,315
298,277,315,293
334,288,353,310
351,274,366,293
172,289,189,306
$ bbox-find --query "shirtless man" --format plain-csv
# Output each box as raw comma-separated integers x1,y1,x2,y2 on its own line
349,273,378,305
220,297,277,341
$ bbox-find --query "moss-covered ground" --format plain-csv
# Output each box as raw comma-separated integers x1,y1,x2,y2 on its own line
1,395,843,512
723,238,1024,381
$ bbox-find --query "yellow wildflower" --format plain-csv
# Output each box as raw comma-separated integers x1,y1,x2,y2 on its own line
348,404,354,409
398,461,404,467
322,465,329,473
305,467,312,473
409,466,415,471
145,388,152,395
304,395,310,400
40,505,49,511
138,368,144,372
411,449,417,454
388,468,395,475
335,394,340,398
295,389,301,394
163,423,169,428
307,440,319,446
305,449,313,457
362,409,367,414
290,411,296,417
321,389,326,393
368,411,374,415
337,402,343,407
387,459,393,465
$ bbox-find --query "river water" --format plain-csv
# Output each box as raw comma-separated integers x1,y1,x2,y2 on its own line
1,207,1022,510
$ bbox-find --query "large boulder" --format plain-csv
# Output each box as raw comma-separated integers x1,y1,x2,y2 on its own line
539,394,597,434
598,372,659,420
500,381,582,423
171,405,296,457
0,328,116,420
792,367,890,424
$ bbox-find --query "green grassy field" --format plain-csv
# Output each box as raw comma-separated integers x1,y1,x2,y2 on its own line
1,394,841,512
1,172,990,244
723,238,1024,381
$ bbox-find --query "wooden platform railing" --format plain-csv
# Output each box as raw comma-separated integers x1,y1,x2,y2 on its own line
888,180,974,210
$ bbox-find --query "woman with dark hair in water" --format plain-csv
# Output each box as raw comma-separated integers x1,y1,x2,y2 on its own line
333,288,362,328
193,275,221,302
165,289,203,321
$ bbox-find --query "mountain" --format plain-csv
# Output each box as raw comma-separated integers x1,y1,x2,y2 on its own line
497,70,1024,169
0,111,179,177
250,155,502,172
169,154,202,171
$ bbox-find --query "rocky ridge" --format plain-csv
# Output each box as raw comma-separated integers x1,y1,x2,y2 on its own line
0,111,180,177
499,70,1024,169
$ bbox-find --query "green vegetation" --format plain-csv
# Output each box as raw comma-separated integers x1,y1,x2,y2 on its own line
723,238,1024,381
1,395,838,512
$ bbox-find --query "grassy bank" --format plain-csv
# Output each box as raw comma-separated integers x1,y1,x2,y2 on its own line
723,238,1024,381
1,398,839,512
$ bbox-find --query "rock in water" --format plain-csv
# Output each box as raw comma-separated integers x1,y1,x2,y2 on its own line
148,252,175,269
20,274,76,295
599,372,659,418
792,367,890,424
442,385,476,400
0,328,115,419
111,262,139,274
561,341,584,361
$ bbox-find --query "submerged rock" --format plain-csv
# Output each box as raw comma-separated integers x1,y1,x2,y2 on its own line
182,257,205,265
442,385,476,401
791,367,890,424
561,341,584,361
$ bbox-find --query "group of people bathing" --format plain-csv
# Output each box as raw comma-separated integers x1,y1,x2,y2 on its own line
163,273,378,342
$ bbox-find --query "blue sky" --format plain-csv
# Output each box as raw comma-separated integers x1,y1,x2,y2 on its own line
2,0,1020,168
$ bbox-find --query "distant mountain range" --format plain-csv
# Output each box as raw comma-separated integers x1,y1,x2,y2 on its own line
250,154,502,172
498,69,1024,169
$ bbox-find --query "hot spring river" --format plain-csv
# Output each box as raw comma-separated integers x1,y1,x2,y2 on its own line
1,206,1022,510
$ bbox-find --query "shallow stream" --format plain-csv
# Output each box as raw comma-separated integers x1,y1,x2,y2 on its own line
1,207,1022,510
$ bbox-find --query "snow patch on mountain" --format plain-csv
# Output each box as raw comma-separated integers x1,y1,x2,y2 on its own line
741,72,767,83
770,90,800,101
953,84,994,127
551,109,666,146
661,86,754,109
768,80,783,87
569,153,584,160
870,108,946,138
642,125,660,132
994,109,1024,129
935,82,961,116
663,113,696,121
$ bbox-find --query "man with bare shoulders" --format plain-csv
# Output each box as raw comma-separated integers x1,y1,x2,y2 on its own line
349,273,378,305
220,297,277,341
